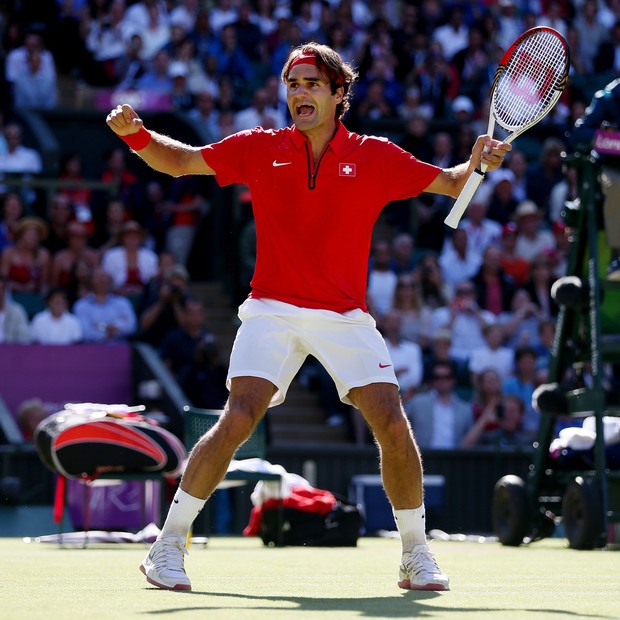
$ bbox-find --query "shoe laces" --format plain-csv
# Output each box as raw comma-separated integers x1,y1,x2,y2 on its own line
402,544,442,578
151,538,188,571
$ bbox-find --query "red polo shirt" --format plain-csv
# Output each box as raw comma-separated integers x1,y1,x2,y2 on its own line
201,122,440,312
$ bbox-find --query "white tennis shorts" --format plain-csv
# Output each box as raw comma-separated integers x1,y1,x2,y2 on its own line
227,298,398,407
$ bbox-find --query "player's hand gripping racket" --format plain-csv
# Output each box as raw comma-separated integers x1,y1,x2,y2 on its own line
444,27,570,229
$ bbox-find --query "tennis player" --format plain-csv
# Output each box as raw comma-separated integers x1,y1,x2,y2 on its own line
107,42,510,592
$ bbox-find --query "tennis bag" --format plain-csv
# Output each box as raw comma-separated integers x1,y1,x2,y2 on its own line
34,403,186,479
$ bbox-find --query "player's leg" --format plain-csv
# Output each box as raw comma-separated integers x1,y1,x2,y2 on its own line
141,377,276,591
348,383,449,591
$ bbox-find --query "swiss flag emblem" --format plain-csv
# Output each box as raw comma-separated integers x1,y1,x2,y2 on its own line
339,162,356,177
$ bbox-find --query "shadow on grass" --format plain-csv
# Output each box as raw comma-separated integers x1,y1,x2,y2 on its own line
142,590,615,618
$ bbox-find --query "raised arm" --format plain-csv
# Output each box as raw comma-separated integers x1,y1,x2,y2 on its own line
425,135,512,198
106,104,215,178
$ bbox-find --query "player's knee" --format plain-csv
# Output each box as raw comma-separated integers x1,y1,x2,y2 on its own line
372,407,410,446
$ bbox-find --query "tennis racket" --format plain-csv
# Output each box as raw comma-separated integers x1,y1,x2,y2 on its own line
444,27,570,229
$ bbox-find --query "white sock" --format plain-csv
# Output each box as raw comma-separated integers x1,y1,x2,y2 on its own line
394,506,427,553
158,488,206,540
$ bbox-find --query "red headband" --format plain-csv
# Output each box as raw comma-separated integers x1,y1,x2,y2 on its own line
287,51,344,86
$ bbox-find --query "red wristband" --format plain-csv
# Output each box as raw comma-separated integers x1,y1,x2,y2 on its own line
119,127,151,151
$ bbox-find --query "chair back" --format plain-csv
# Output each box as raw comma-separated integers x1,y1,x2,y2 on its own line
183,406,267,459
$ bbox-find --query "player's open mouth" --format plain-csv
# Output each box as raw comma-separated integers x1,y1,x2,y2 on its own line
296,105,315,117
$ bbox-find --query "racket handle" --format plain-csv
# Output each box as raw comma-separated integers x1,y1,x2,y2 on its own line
444,170,485,229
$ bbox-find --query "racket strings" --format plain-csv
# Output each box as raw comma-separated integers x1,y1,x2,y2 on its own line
494,31,567,130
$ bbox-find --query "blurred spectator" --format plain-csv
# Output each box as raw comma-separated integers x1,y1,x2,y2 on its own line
51,221,100,290
0,192,25,253
30,288,83,344
411,48,454,119
421,328,469,392
189,8,219,59
101,220,158,298
124,0,169,34
505,148,529,204
210,24,252,95
450,26,489,106
573,0,608,74
469,366,504,433
168,61,195,111
16,398,48,441
0,276,31,343
12,48,58,110
525,137,566,211
523,252,559,319
495,0,524,51
160,298,228,411
499,287,543,350
431,279,495,364
136,48,173,92
502,345,540,437
73,267,137,342
115,33,149,90
390,273,431,349
405,360,473,450
4,29,56,87
417,253,452,310
186,90,220,143
0,217,51,301
381,310,423,406
459,200,502,263
514,201,555,263
132,2,171,60
99,147,145,220
65,255,96,308
468,323,514,383
234,86,286,131
460,394,531,448
549,164,578,225
138,259,190,348
232,1,264,62
367,239,397,318
83,0,133,86
471,244,516,317
164,175,208,268
43,193,74,256
90,197,127,253
0,123,43,205
534,318,556,373
484,168,518,225
210,0,239,34
432,7,468,61
389,232,417,275
498,222,530,287
169,0,200,33
399,114,433,162
58,153,94,233
439,228,481,288
430,131,458,170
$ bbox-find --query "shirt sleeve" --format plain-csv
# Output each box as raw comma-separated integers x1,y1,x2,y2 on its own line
200,128,258,187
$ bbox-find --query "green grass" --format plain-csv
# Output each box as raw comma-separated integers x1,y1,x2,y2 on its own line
3,536,619,620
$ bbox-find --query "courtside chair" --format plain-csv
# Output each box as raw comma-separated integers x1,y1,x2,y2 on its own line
183,406,284,545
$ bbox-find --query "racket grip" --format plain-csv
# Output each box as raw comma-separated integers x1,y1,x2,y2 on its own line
444,170,485,229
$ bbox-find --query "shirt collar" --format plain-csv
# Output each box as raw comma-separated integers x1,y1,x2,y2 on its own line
289,121,349,155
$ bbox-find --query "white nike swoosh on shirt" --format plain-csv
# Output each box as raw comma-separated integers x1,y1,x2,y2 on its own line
272,161,293,167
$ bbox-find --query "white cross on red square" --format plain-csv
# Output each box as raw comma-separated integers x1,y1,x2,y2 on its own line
339,163,356,177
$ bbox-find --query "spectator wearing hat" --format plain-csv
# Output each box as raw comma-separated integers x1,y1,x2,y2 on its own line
514,200,555,264
169,60,195,111
499,222,530,286
73,267,137,342
0,217,51,300
30,288,83,344
450,95,474,123
51,221,100,290
101,220,158,300
0,276,31,344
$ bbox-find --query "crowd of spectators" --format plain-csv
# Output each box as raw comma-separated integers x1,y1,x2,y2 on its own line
1,0,619,447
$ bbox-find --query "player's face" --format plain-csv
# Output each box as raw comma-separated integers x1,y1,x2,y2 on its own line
285,64,342,134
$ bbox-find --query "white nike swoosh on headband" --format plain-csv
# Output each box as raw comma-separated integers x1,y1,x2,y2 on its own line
272,160,293,167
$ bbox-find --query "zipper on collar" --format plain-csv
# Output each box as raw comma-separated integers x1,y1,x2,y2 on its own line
304,142,329,190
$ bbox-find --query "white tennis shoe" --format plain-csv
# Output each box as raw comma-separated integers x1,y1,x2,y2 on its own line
140,537,192,591
398,544,450,591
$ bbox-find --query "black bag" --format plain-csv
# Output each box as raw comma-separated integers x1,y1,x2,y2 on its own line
260,500,364,547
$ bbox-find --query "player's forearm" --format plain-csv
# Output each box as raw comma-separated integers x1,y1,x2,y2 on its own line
128,130,208,178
